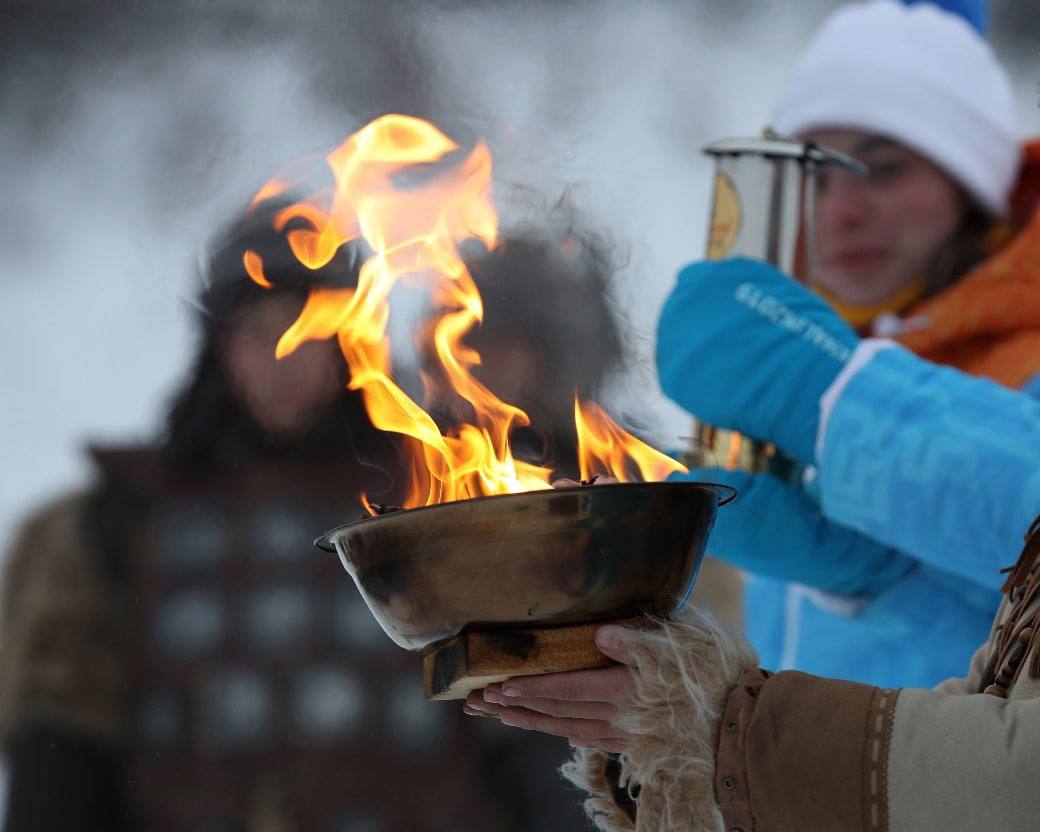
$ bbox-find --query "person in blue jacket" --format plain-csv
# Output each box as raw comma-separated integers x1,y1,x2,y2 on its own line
465,244,1040,832
662,0,1040,688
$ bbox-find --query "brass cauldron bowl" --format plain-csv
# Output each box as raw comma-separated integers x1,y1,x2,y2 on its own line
315,481,735,651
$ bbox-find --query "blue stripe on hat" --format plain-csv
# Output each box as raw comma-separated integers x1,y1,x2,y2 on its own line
901,0,987,33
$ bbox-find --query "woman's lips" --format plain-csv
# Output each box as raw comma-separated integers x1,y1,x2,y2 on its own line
825,249,888,271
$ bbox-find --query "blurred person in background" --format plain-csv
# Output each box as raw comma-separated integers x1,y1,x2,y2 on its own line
658,0,1040,688
0,198,627,831
423,231,624,479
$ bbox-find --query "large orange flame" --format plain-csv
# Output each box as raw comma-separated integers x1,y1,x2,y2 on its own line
248,114,686,507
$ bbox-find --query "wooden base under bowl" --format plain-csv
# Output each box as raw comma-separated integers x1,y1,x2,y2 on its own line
422,618,643,700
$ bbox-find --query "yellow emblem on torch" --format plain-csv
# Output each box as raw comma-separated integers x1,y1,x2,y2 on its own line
707,170,741,260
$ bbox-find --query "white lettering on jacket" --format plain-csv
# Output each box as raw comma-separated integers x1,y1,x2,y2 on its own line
734,282,852,363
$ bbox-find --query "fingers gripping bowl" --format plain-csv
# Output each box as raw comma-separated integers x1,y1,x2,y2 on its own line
314,482,736,651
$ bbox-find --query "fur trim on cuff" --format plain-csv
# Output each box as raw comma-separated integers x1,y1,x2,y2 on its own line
561,606,758,832
561,749,638,831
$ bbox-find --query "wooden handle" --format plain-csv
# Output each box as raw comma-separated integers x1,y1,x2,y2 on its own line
422,617,646,700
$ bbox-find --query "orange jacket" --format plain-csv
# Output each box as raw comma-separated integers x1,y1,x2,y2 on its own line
897,141,1040,389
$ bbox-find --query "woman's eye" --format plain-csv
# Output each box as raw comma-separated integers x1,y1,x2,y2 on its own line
865,161,906,181
813,159,906,194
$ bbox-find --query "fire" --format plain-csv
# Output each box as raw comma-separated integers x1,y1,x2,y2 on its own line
242,250,272,288
574,398,688,484
248,114,686,507
251,177,294,207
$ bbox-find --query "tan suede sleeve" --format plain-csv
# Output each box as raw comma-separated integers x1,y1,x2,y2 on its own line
0,493,127,743
885,686,1040,831
716,670,897,832
718,666,1040,831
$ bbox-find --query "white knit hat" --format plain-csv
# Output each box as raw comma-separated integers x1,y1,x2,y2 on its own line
771,0,1019,216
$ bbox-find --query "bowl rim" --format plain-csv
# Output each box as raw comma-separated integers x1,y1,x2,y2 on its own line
313,480,737,553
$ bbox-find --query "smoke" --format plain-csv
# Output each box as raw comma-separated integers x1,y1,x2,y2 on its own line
418,0,826,434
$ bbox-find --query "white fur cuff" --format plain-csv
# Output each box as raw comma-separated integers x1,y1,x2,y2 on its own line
560,607,758,832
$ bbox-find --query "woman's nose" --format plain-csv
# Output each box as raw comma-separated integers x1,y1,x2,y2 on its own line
818,174,871,230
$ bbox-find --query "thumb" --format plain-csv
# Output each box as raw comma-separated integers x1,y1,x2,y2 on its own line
595,625,640,666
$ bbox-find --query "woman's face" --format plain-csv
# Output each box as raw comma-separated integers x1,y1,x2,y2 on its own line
803,128,967,305
223,294,344,436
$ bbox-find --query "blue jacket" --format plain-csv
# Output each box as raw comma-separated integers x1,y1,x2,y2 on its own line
744,567,1000,688
739,351,1040,687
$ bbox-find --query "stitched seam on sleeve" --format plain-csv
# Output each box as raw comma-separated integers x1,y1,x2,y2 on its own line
716,668,764,831
864,688,897,832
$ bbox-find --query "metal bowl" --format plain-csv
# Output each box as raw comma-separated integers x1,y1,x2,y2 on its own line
314,481,735,650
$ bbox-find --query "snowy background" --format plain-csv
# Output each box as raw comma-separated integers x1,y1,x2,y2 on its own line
1,0,1037,561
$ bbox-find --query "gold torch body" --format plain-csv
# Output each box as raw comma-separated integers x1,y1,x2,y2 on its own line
687,132,866,477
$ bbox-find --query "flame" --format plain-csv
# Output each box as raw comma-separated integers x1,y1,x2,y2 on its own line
251,177,294,207
249,114,685,508
574,397,687,484
242,250,273,288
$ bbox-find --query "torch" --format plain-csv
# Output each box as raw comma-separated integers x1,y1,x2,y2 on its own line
246,115,736,702
688,129,866,477
316,480,733,700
